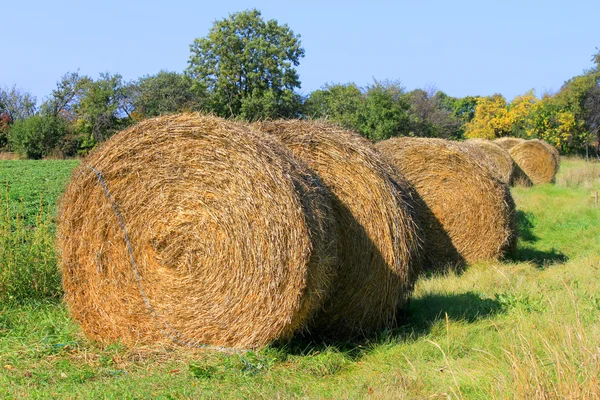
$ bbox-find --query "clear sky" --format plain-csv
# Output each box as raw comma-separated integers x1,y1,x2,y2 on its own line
2,0,598,104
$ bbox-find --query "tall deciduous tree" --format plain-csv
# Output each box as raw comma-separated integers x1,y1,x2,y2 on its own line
187,9,304,121
0,86,36,121
405,89,462,139
41,71,89,119
73,72,131,148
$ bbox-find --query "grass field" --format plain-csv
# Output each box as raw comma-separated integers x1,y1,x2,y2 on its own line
1,157,600,399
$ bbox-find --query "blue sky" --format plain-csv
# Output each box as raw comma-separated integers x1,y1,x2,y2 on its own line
1,0,598,103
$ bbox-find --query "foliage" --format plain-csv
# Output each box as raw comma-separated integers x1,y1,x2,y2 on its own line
0,85,36,121
72,72,132,151
405,89,462,139
306,81,411,140
464,94,511,139
525,95,577,151
0,111,12,150
187,9,304,121
360,80,410,140
8,115,68,159
507,90,538,137
128,71,205,119
40,71,88,120
305,83,364,129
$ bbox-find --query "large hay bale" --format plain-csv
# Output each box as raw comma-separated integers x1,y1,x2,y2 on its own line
376,137,517,268
494,137,525,150
58,114,337,349
509,139,558,185
253,120,421,337
465,139,515,184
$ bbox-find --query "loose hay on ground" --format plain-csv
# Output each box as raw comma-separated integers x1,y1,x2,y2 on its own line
509,139,559,185
58,113,337,349
376,137,517,269
253,120,421,338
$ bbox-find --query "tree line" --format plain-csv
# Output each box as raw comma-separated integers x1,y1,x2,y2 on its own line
0,9,598,158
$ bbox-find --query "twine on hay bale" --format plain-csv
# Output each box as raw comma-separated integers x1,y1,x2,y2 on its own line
58,113,337,349
376,137,517,269
509,139,559,185
464,139,515,185
253,120,422,338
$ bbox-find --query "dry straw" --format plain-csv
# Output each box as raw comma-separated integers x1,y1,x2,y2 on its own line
465,139,515,184
58,113,337,349
494,137,525,151
253,120,421,338
509,139,559,185
376,137,517,269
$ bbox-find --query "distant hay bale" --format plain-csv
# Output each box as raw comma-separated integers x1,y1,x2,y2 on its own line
494,137,525,150
253,120,421,337
465,139,515,184
539,139,561,166
509,139,559,185
58,113,337,349
376,137,517,268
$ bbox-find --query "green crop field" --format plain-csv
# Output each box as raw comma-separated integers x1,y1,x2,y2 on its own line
2,157,600,399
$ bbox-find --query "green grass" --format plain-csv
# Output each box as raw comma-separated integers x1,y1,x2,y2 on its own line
2,157,600,398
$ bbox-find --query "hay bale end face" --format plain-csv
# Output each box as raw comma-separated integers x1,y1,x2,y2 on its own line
376,137,517,268
465,139,515,184
58,114,337,349
509,139,559,185
253,120,421,338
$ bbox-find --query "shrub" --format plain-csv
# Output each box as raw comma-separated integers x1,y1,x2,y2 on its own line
8,115,68,159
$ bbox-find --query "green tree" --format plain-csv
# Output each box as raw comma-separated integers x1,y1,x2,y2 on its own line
305,83,365,131
40,71,88,119
405,89,462,139
73,72,132,151
187,9,304,121
305,81,411,140
8,115,68,159
128,71,206,119
361,80,410,140
0,86,36,121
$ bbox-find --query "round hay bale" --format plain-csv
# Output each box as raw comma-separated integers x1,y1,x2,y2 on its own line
494,137,525,150
538,139,561,167
465,139,515,184
253,120,421,337
58,113,337,349
509,139,558,185
375,137,517,268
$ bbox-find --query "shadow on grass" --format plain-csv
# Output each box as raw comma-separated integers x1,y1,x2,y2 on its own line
516,210,538,243
281,291,505,359
507,210,568,268
509,247,568,269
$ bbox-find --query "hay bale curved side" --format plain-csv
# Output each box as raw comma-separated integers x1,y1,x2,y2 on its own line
538,139,561,170
58,114,337,349
509,139,558,185
376,137,517,268
253,120,421,337
465,139,515,184
494,137,525,150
